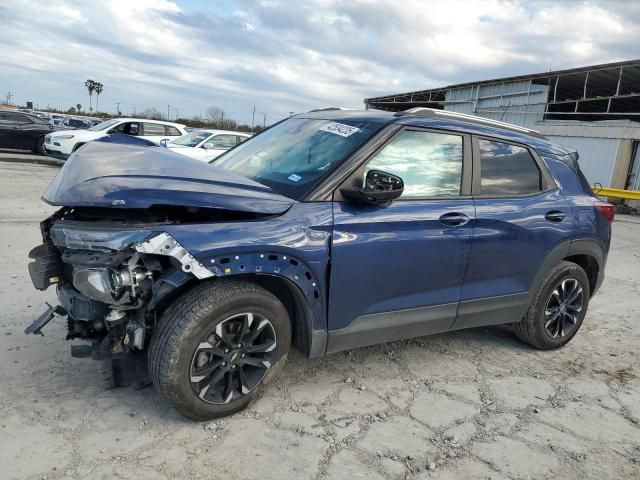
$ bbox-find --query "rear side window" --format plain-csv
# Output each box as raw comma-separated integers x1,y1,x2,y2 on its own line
0,113,31,124
143,123,166,136
166,126,181,136
207,134,238,149
479,139,541,196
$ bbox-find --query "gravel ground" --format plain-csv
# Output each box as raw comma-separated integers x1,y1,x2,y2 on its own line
1,161,639,480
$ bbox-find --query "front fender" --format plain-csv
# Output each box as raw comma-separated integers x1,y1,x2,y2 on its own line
154,202,333,334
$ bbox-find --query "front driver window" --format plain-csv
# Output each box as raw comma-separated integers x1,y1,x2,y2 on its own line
364,130,463,197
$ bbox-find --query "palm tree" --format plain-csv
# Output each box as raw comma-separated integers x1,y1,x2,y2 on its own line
84,80,95,112
76,103,82,113
94,82,104,113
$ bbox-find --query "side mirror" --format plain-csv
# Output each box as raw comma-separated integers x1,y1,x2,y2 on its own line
202,143,215,150
341,169,404,205
159,139,168,147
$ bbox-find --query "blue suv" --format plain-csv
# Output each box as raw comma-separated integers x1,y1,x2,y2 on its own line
27,108,614,419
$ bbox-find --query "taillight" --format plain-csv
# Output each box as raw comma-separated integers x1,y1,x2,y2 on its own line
594,201,615,223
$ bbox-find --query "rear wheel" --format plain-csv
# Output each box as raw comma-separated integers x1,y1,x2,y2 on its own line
514,261,590,350
33,136,45,155
149,279,291,420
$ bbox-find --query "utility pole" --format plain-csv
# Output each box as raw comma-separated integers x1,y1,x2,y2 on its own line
263,113,266,128
116,102,120,115
167,105,171,120
174,108,179,120
251,105,256,131
6,91,13,105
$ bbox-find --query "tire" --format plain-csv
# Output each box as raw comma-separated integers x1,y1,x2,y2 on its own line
33,136,45,155
72,142,85,153
514,261,590,350
149,279,291,420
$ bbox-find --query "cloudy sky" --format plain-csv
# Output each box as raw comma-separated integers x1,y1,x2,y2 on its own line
0,0,637,125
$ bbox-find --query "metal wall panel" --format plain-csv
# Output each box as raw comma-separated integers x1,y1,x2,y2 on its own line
544,136,620,186
444,80,549,129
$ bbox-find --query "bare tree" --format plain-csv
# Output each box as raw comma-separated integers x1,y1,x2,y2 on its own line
138,107,164,120
206,106,225,125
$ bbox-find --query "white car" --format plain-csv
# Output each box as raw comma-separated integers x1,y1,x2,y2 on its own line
165,129,252,162
44,118,188,159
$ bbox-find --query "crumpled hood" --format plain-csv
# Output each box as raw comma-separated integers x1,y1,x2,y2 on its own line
42,141,295,214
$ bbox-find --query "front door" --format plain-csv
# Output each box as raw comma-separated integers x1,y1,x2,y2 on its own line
327,127,474,353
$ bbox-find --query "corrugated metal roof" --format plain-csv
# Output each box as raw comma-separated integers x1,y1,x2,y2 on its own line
537,120,640,139
365,59,640,102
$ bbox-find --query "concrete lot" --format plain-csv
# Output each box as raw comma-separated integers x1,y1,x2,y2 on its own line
0,149,64,167
1,161,639,480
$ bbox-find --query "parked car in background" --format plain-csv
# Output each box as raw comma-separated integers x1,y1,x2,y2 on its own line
60,116,94,130
44,117,188,159
165,129,252,162
48,114,65,127
27,108,613,420
0,109,56,154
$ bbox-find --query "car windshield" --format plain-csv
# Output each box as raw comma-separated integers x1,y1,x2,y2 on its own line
88,119,119,131
215,118,381,199
170,131,212,147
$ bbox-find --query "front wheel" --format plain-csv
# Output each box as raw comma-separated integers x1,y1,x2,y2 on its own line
149,279,291,420
514,261,590,350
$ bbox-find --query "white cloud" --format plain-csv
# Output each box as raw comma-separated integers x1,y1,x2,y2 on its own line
0,0,636,124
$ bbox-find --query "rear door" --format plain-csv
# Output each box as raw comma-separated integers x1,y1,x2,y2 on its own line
453,136,575,330
0,112,32,149
0,112,17,148
327,127,475,352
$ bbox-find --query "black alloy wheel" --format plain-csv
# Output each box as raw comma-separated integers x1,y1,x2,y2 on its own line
149,279,291,420
513,260,590,350
190,312,277,404
543,277,584,339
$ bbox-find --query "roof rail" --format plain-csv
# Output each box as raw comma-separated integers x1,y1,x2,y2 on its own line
308,106,355,112
395,107,546,139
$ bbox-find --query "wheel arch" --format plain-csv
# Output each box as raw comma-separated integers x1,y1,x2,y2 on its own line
149,271,324,359
530,238,605,302
562,254,599,296
564,238,606,296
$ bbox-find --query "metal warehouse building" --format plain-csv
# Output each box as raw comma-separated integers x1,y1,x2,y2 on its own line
364,59,640,198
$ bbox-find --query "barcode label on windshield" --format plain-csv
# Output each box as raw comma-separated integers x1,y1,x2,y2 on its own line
320,122,360,137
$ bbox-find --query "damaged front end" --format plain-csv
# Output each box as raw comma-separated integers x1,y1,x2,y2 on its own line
26,142,296,387
26,207,215,387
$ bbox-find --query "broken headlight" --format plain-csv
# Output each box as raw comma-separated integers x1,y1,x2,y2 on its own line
73,268,127,304
72,267,151,305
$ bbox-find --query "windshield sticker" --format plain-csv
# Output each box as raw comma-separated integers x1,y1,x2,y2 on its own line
288,173,302,182
320,122,360,137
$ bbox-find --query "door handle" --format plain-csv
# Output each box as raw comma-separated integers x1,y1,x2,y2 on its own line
439,212,470,226
545,211,566,222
